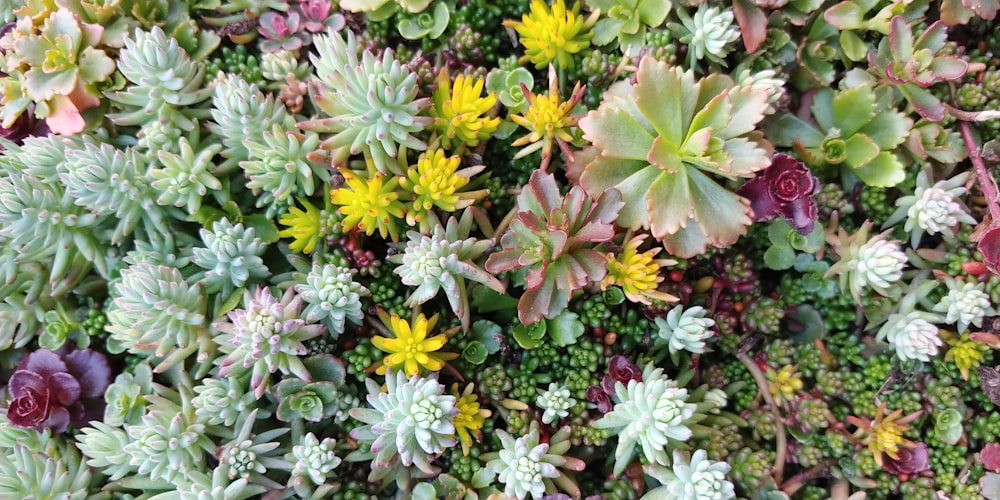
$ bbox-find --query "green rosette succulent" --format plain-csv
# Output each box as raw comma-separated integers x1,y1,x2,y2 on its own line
577,56,773,258
273,355,347,422
587,0,671,56
767,84,912,187
485,169,623,325
0,8,115,134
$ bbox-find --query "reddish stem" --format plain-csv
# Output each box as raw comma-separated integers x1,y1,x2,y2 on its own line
959,121,1000,223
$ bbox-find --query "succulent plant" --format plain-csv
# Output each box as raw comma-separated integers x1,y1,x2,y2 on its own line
594,362,700,475
106,26,212,131
241,124,329,217
150,138,224,216
0,443,93,497
295,263,368,336
537,382,576,424
884,169,975,248
349,369,458,488
330,163,406,242
75,421,135,481
478,422,586,499
654,305,716,359
104,262,211,369
273,355,347,422
301,30,432,175
767,85,912,187
297,0,345,34
218,409,290,482
451,382,490,456
170,465,267,500
124,393,215,484
644,449,735,500
214,287,326,398
397,148,488,231
191,376,260,428
390,213,504,331
288,432,342,494
934,278,995,333
503,0,597,70
868,16,969,122
258,11,311,53
669,4,741,68
0,8,115,134
371,308,458,376
847,403,923,468
601,233,677,305
509,66,585,170
876,303,944,363
587,0,671,56
736,154,820,235
103,362,153,427
485,169,623,325
577,56,772,258
209,73,295,172
190,218,269,297
6,348,111,433
339,0,434,14
826,221,908,301
398,1,451,40
430,71,500,151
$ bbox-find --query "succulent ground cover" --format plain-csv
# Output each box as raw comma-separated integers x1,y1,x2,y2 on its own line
3,0,1000,498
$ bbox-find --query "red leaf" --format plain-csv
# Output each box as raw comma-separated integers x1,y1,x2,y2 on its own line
733,0,768,53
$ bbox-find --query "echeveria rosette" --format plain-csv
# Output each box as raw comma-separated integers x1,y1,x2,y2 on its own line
578,56,772,258
884,170,976,248
301,29,432,175
6,348,111,433
586,0,671,56
643,449,735,500
767,85,912,187
258,11,311,53
478,422,586,499
736,154,820,235
273,355,347,422
485,169,624,325
214,287,326,398
868,16,969,122
826,221,908,302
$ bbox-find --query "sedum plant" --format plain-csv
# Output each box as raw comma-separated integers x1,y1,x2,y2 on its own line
331,161,407,242
301,29,432,175
151,138,224,216
503,0,597,70
934,278,996,333
209,73,295,172
124,391,215,485
577,56,773,258
643,449,735,500
241,124,330,217
430,71,500,151
295,263,369,337
0,8,115,134
601,233,677,305
586,0,671,56
767,84,912,187
371,308,458,376
485,169,623,325
215,286,326,398
390,212,504,331
669,4,741,68
287,432,342,497
397,148,489,231
478,421,585,499
0,442,93,497
884,169,976,248
826,221,908,302
272,354,348,422
191,218,269,298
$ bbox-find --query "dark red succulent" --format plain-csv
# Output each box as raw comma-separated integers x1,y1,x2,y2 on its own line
587,355,642,413
983,443,1000,472
5,348,112,433
737,153,820,235
882,442,930,479
978,225,1000,276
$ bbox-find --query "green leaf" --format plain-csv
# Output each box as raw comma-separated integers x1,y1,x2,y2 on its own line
791,224,826,253
764,244,796,270
303,355,346,384
646,167,692,239
635,58,684,146
766,114,825,149
274,378,309,397
843,133,880,169
243,214,279,243
581,105,655,160
637,0,672,26
471,320,502,354
687,167,752,247
217,287,245,316
862,108,912,149
824,1,865,29
462,341,489,364
512,320,546,349
547,310,585,347
839,30,869,61
852,151,905,187
832,86,877,138
899,83,945,122
934,408,963,445
470,285,519,315
603,286,626,305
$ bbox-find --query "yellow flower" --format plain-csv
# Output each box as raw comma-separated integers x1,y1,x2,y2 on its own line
765,364,803,408
432,71,501,150
398,148,488,229
451,383,491,456
330,164,405,242
602,234,678,305
944,332,987,381
847,403,922,466
372,310,458,376
510,66,586,169
277,198,329,254
503,0,596,70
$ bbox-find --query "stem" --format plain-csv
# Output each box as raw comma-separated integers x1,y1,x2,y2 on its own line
736,351,787,485
958,120,1000,223
781,459,837,496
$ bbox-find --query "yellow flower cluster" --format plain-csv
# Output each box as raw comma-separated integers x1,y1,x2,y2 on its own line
371,310,457,376
504,0,596,70
331,165,406,242
451,383,491,456
432,71,501,150
398,148,487,228
602,234,677,305
511,68,586,168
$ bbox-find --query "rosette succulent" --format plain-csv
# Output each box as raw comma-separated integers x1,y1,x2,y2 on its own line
209,74,294,171
150,138,223,216
601,233,677,305
826,221,908,301
391,213,504,331
595,362,700,475
479,422,585,499
397,148,488,230
654,305,716,359
273,355,347,422
191,218,269,297
0,442,93,497
6,348,110,433
430,71,500,150
503,0,597,70
876,310,944,362
295,263,369,336
106,26,212,131
736,154,820,235
537,382,575,425
241,124,329,217
577,56,772,257
124,393,215,484
0,8,115,134
644,449,735,500
934,279,996,333
587,0,671,56
349,370,458,487
301,30,432,175
885,170,975,247
214,287,326,398
288,432,342,494
768,85,912,187
485,169,623,324
669,4,741,67
191,376,258,427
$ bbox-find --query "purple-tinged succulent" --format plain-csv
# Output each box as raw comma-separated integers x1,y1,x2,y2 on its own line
882,441,930,479
6,348,111,433
259,11,311,53
983,443,1000,472
297,0,346,33
587,355,642,413
737,153,819,235
975,222,1000,276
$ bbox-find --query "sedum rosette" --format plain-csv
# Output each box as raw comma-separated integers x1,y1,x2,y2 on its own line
827,221,908,301
643,449,735,500
876,310,944,363
295,263,369,337
577,56,772,258
479,422,585,499
885,170,976,247
934,280,996,333
654,305,716,358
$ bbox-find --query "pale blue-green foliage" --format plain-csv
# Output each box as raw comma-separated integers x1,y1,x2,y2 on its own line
0,443,93,497
105,262,207,362
349,370,458,486
241,124,329,217
104,363,155,427
124,394,215,485
191,218,269,295
209,74,294,172
151,138,224,216
296,263,369,337
218,410,290,483
192,376,261,427
76,422,136,481
136,120,187,159
107,26,213,130
60,142,169,245
289,432,342,489
161,465,268,500
0,292,43,351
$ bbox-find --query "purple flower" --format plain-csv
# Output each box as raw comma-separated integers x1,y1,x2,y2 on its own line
737,154,820,235
882,442,930,478
6,349,111,433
